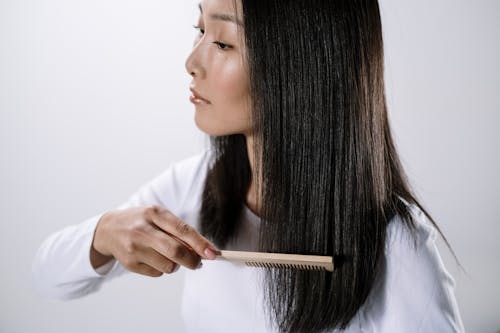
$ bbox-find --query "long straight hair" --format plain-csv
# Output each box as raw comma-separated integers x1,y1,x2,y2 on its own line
200,1,462,331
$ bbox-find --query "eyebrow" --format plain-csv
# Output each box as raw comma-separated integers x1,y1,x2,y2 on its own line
198,3,243,27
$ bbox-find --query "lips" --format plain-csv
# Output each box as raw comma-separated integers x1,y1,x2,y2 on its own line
189,87,211,105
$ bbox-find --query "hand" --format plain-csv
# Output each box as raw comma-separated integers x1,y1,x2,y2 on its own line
91,205,219,277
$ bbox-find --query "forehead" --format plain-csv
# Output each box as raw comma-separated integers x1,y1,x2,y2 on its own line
200,0,242,17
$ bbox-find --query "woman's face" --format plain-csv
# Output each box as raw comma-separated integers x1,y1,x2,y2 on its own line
185,0,251,137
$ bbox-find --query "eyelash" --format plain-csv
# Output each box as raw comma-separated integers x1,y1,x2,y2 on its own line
192,25,232,50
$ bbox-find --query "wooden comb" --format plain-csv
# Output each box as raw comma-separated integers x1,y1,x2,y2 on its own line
212,250,334,272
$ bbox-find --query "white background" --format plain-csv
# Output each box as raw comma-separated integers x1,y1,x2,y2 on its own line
1,0,498,332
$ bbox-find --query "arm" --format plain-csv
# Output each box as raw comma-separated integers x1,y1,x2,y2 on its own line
31,211,121,301
31,149,212,301
89,211,115,270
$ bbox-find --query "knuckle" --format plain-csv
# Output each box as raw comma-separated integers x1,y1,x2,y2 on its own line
171,244,186,259
143,206,156,219
150,205,168,215
126,219,143,236
162,240,172,256
128,224,141,236
174,219,191,237
143,205,171,222
124,240,138,256
161,261,175,273
122,258,136,270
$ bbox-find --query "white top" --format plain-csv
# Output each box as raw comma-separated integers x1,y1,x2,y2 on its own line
31,148,465,332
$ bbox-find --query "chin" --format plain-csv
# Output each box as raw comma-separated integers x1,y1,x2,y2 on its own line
194,116,230,137
194,112,247,137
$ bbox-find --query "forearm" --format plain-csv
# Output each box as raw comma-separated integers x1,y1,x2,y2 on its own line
31,212,123,300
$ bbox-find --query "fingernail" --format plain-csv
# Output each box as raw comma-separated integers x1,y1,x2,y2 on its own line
204,248,217,259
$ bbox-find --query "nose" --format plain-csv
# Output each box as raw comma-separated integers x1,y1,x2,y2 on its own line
185,40,206,79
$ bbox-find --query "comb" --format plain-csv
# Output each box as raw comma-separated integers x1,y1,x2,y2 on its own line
212,250,334,272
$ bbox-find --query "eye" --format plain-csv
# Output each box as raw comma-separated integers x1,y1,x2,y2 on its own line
213,41,232,50
192,25,232,51
193,25,204,36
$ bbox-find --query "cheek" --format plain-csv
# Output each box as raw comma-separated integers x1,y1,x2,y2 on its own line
195,54,252,136
212,58,249,111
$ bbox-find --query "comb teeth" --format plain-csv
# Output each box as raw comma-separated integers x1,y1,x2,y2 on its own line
245,261,325,271
213,250,334,272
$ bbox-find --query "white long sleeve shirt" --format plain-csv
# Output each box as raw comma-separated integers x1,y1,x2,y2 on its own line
31,148,465,332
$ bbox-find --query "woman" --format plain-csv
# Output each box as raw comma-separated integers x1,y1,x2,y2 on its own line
32,0,465,332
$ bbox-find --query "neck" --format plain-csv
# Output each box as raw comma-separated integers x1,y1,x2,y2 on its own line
245,134,261,217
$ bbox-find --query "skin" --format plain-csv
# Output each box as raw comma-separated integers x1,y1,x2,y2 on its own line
91,207,219,274
185,0,261,217
90,0,261,276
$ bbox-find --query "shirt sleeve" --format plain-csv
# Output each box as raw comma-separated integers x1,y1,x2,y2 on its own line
360,206,465,332
31,148,213,301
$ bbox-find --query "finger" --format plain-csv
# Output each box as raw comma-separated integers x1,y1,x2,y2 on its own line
138,263,164,277
127,261,163,277
137,246,182,274
146,206,219,259
146,226,202,270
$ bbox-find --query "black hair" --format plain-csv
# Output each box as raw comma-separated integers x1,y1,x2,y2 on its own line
199,1,463,332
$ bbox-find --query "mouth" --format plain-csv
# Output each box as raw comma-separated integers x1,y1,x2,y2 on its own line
189,87,211,105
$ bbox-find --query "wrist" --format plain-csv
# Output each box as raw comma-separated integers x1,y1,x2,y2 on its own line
90,212,114,268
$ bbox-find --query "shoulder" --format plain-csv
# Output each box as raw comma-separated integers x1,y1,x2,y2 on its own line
384,203,449,295
153,147,213,187
383,201,445,291
359,201,464,332
384,201,437,260
116,147,215,218
167,147,214,176
384,201,456,291
154,147,214,209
